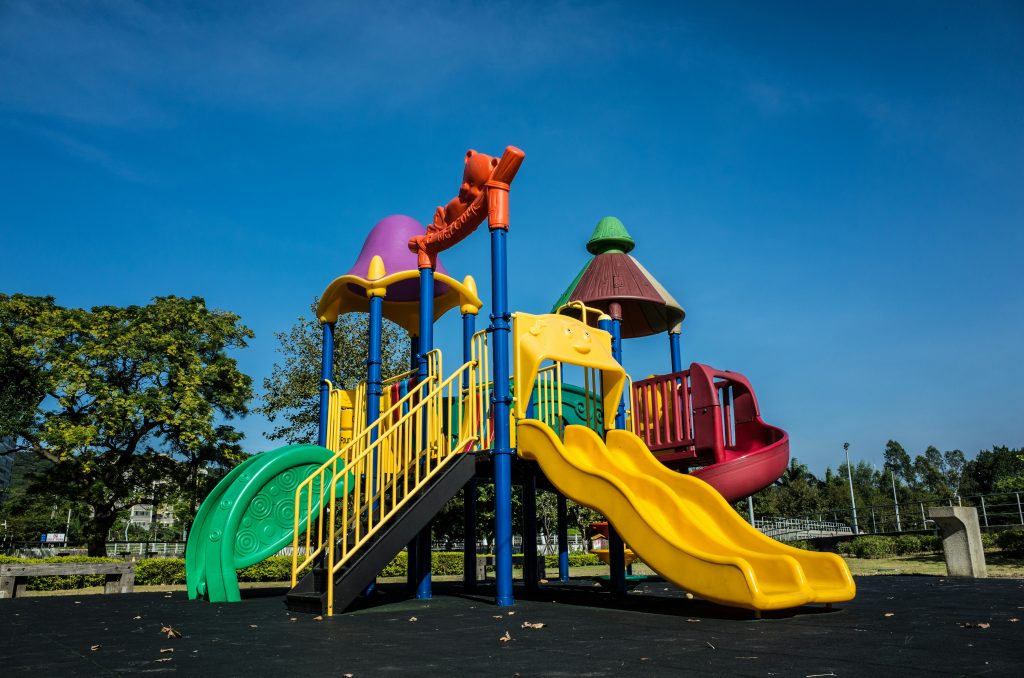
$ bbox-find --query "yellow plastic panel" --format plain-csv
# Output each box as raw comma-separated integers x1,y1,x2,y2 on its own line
512,312,625,429
317,270,483,332
516,419,856,611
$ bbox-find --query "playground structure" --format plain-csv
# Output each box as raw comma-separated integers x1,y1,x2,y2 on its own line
186,145,855,616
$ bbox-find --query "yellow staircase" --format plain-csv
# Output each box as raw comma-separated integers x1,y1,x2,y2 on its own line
290,336,491,615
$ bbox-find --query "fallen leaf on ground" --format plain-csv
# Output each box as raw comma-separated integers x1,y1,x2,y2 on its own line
289,617,297,622
1009,618,1020,623
313,616,323,621
160,648,174,654
163,595,172,598
959,622,991,629
705,641,716,650
408,617,417,623
90,645,101,652
686,619,701,623
539,579,549,584
344,674,353,677
685,593,694,600
132,616,142,620
507,611,515,615
160,625,182,639
500,631,512,642
249,624,258,628
521,622,545,629
883,613,895,617
154,658,172,663
492,615,503,620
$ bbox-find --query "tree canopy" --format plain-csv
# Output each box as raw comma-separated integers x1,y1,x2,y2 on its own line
257,304,410,443
0,294,253,555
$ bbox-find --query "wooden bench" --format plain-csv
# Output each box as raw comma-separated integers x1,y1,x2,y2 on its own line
0,562,135,599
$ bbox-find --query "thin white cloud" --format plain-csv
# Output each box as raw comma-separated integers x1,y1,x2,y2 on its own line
0,0,633,128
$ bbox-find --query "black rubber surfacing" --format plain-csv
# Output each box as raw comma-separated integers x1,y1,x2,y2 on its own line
2,576,1023,677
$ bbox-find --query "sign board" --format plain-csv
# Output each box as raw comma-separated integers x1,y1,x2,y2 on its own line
40,533,66,543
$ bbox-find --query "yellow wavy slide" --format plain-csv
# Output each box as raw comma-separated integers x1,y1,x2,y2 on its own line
517,419,856,610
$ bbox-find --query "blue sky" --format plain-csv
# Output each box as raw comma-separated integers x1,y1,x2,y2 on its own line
1,1,1022,475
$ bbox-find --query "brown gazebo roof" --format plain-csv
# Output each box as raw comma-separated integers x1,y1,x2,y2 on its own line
552,217,685,339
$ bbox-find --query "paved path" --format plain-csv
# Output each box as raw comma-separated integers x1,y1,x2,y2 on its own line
2,576,1022,676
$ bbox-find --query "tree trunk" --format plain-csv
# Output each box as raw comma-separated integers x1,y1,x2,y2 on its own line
85,509,117,557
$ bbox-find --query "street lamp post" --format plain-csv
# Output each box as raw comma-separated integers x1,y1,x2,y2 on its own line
891,471,902,532
844,442,860,535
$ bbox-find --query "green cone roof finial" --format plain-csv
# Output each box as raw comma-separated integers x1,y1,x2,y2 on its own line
586,216,635,255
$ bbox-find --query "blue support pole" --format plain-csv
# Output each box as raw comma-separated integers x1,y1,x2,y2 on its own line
462,309,478,591
366,294,384,475
598,315,627,596
669,329,682,373
361,289,385,599
317,322,335,447
415,269,435,600
489,227,515,608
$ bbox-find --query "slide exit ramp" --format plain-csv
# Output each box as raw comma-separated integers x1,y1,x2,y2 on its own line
512,311,854,611
518,421,855,610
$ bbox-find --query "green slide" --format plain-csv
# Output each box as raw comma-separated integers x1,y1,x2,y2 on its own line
186,444,353,603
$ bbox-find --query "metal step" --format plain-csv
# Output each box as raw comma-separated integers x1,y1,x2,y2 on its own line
286,453,477,615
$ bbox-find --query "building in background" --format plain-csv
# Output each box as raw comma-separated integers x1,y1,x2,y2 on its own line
127,504,175,530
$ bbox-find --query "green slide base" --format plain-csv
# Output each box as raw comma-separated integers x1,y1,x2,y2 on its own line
185,444,352,603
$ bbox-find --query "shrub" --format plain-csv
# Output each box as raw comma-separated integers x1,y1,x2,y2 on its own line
843,536,895,559
380,552,407,578
981,532,998,550
892,535,923,555
996,529,1024,554
135,558,186,585
569,553,602,567
237,556,294,583
541,553,602,568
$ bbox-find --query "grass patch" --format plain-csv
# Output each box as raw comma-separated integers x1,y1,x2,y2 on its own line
841,553,1024,578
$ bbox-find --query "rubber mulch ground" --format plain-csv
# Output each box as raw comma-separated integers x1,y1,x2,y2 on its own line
2,576,1023,676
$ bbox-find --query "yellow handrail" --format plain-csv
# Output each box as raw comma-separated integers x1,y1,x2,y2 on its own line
324,358,440,454
535,363,563,436
554,300,605,328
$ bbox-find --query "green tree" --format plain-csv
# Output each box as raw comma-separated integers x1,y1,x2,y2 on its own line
962,446,1024,495
257,304,410,443
0,295,49,440
1,294,253,555
882,440,914,485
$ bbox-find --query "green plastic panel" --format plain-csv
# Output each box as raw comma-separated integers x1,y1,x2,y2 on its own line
185,444,353,603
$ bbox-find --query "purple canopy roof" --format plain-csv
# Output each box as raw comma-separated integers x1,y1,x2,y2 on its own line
344,215,451,300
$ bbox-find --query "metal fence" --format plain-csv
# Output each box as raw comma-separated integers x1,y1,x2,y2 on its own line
759,491,1024,539
106,542,186,557
431,534,589,555
754,518,854,542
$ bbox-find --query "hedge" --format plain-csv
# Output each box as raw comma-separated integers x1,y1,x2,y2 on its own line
0,552,610,590
996,529,1024,554
832,531,1024,559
